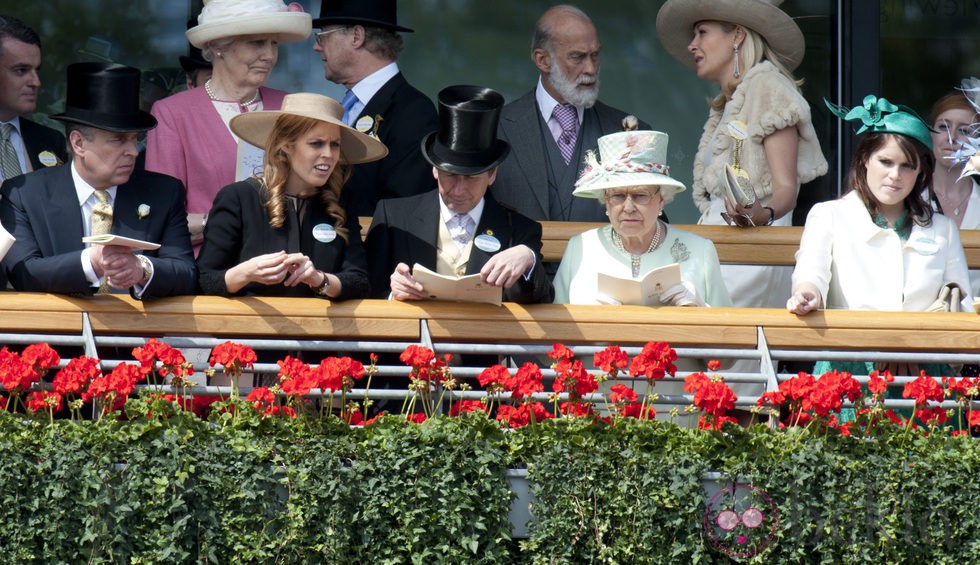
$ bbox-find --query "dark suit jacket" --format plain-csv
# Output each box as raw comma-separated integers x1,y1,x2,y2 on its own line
491,91,650,221
0,164,196,298
196,178,370,299
365,190,553,303
342,73,439,217
20,117,68,171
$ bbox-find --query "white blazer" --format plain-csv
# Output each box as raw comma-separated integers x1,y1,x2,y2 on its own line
793,191,973,312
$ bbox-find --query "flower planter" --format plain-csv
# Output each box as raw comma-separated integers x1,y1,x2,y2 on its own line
506,467,534,538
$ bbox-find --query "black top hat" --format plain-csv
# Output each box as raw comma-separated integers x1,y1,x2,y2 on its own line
179,18,212,74
51,62,157,133
421,85,510,176
179,46,212,74
313,0,414,33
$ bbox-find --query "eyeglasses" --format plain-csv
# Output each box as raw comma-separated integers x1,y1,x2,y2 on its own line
314,27,345,46
605,190,657,206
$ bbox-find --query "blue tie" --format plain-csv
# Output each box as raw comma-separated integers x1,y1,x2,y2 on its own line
341,90,358,126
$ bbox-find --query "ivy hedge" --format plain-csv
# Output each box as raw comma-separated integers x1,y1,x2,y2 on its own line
3,400,980,563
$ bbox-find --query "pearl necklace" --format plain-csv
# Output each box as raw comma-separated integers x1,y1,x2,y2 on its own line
612,220,665,277
204,79,260,113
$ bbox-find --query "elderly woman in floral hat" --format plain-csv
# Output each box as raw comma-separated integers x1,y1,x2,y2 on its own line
554,129,731,308
146,0,311,252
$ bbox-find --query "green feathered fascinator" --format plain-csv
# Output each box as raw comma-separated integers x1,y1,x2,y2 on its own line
825,94,933,150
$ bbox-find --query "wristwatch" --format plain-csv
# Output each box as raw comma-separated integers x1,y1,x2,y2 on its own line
137,255,152,284
313,271,330,296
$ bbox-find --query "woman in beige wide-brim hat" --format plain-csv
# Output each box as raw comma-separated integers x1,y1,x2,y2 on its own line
146,0,312,253
196,93,387,300
655,0,827,310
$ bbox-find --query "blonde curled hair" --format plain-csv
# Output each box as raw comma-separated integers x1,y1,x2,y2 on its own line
260,114,352,243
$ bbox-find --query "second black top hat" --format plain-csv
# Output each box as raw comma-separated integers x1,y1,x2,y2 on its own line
313,0,414,32
51,62,157,132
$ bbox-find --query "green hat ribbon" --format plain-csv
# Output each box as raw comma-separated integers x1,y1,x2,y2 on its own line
825,94,933,150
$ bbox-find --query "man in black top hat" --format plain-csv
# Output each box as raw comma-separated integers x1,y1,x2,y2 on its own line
312,0,438,217
179,44,212,90
0,62,196,299
365,85,552,304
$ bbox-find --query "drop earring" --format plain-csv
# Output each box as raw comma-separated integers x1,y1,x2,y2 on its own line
732,44,741,79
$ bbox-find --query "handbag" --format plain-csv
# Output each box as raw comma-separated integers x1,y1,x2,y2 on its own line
720,130,758,228
926,282,964,313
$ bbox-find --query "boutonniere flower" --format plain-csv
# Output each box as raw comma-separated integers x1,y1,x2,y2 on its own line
137,204,151,220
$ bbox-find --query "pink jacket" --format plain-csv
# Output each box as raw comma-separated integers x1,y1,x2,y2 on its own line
145,86,287,215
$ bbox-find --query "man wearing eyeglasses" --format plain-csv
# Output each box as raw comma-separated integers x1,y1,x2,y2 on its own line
311,0,437,218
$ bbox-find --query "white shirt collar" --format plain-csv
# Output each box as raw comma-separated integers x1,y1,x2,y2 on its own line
71,160,117,206
439,194,486,228
350,62,400,107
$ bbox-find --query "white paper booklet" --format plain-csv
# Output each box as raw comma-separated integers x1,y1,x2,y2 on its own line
82,234,161,251
597,262,682,306
0,222,14,262
412,263,503,306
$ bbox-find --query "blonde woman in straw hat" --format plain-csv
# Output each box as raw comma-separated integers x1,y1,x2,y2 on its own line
554,130,731,308
196,93,387,299
146,0,311,252
656,0,827,309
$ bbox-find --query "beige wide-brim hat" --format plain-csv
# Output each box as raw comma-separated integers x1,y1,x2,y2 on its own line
187,0,312,49
572,131,686,199
656,0,805,72
230,93,388,164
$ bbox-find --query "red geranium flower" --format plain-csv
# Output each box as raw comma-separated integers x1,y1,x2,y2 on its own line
609,383,638,404
629,341,677,382
497,402,553,428
449,399,488,416
21,343,60,379
553,359,598,398
559,401,594,417
621,402,656,419
547,343,575,362
52,356,101,397
209,342,257,376
594,346,629,375
25,390,63,413
278,357,317,397
478,364,512,393
867,370,894,395
903,373,944,406
406,412,427,424
511,362,544,399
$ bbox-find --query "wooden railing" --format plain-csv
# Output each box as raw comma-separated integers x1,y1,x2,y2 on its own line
360,218,980,267
3,293,980,354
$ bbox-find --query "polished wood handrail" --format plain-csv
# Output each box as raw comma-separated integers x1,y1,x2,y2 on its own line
359,217,980,268
3,293,979,353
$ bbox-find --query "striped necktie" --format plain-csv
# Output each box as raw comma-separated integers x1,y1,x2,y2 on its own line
0,123,23,181
91,189,113,293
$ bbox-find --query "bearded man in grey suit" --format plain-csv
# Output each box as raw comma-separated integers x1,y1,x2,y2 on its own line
491,5,651,223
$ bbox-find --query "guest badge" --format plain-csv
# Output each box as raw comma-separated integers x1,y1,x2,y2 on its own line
910,236,939,255
474,232,501,253
727,120,748,140
355,116,376,137
312,223,336,243
38,151,59,167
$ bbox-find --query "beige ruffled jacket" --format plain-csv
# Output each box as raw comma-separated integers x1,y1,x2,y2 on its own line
692,60,828,214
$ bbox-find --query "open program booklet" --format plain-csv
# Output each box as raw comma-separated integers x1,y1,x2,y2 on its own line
597,262,681,306
0,222,13,262
82,234,161,251
412,263,503,306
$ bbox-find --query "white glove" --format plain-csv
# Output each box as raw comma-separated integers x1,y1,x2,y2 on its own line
660,281,706,307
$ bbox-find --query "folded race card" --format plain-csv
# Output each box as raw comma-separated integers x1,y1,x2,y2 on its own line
597,263,682,306
82,234,161,251
412,263,503,306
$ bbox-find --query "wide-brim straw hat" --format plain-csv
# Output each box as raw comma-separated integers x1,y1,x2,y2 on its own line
187,0,312,49
230,93,388,164
656,0,805,72
572,131,686,199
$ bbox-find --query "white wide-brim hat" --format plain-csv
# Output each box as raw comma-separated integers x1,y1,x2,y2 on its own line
230,93,388,164
572,131,686,199
656,0,804,72
187,0,312,49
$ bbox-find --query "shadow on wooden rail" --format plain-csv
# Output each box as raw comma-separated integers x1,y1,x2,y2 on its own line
2,293,979,354
359,218,980,267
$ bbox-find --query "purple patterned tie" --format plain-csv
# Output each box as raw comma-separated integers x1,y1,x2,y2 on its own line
551,104,579,164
